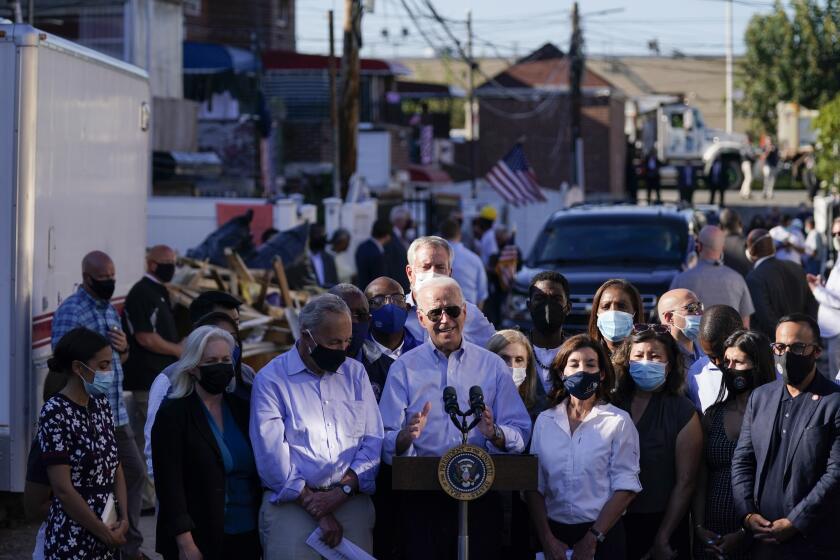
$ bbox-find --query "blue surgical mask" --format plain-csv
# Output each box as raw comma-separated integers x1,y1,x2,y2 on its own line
628,360,668,392
371,303,409,334
677,314,702,341
597,310,635,342
562,371,600,400
79,363,114,396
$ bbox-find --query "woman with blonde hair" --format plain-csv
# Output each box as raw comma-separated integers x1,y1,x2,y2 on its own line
487,329,548,419
151,326,261,560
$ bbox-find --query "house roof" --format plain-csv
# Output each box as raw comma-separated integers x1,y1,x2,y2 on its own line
479,57,613,91
262,50,411,76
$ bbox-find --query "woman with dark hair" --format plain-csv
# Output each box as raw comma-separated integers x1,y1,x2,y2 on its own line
613,327,703,560
38,327,128,559
528,335,641,560
692,330,775,559
588,279,645,357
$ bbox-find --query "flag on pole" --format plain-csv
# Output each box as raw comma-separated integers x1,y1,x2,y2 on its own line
485,143,546,206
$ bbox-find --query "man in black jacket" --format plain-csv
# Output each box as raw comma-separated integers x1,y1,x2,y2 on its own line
732,314,840,559
355,219,392,290
309,224,339,288
745,229,817,340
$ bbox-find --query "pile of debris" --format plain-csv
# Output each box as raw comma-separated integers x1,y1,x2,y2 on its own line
172,210,324,371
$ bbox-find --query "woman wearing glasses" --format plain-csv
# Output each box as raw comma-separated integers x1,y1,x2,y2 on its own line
588,279,645,358
613,326,703,560
692,330,775,560
528,335,641,560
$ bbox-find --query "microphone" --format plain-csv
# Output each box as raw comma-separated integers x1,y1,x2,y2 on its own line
443,386,460,416
468,386,485,415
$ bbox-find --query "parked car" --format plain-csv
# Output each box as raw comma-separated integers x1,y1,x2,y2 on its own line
504,204,706,333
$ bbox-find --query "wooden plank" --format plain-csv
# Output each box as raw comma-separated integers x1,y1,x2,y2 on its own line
272,256,295,309
209,268,228,292
255,268,272,312
224,248,255,283
392,455,538,492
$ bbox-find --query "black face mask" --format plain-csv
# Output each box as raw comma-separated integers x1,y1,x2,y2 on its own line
307,331,347,373
347,322,369,358
775,352,815,386
197,363,234,395
722,367,753,395
153,263,175,283
310,237,328,253
530,300,567,334
87,276,116,300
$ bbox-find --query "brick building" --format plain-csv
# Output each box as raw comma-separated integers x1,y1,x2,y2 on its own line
184,0,294,51
476,44,626,195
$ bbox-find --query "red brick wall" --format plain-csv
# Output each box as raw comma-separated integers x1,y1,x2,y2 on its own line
477,94,623,194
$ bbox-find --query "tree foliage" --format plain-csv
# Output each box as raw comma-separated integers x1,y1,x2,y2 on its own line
814,93,840,185
739,0,840,134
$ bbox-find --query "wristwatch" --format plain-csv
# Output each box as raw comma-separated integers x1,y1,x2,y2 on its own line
589,527,606,543
493,424,504,441
341,484,354,497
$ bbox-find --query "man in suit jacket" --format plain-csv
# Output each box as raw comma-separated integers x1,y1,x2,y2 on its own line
745,229,817,340
384,206,412,291
355,219,392,290
732,314,840,559
309,224,339,288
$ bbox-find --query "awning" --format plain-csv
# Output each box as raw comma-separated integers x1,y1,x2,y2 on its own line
262,50,411,76
407,164,452,184
396,81,465,99
184,41,257,75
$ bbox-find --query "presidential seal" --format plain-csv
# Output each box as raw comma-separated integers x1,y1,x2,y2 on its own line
438,444,495,501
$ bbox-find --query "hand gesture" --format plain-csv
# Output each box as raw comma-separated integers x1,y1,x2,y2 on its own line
302,488,345,519
770,518,798,543
319,513,344,548
651,539,677,560
571,531,597,560
695,526,722,558
477,407,495,439
96,520,126,549
806,274,822,290
746,513,775,543
542,533,569,560
406,402,432,441
108,328,128,353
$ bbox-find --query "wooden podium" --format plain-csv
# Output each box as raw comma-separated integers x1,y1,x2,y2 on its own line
392,454,538,559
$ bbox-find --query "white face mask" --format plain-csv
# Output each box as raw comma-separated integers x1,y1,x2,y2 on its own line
511,367,527,387
412,270,446,290
833,238,840,253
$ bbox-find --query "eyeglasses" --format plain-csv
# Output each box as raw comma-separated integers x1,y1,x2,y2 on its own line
422,305,462,323
368,293,406,308
669,302,704,315
770,342,820,356
632,323,671,335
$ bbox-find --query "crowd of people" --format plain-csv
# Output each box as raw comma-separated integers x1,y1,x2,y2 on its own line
24,204,840,560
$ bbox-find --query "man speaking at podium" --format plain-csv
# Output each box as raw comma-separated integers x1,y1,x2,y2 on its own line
379,276,531,560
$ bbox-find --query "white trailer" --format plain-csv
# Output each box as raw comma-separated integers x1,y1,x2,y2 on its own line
0,24,150,492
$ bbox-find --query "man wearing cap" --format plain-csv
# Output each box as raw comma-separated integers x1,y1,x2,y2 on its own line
745,230,816,340
477,205,499,267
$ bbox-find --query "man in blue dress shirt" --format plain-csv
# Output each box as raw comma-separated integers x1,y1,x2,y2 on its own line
250,294,384,559
379,276,531,559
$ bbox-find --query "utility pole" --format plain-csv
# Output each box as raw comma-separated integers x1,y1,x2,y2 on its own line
328,10,341,199
467,10,477,199
725,0,734,133
339,0,363,198
569,2,583,189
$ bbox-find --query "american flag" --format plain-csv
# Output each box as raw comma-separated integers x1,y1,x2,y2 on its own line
485,143,546,206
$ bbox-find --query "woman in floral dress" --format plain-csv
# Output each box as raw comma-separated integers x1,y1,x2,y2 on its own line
38,327,128,559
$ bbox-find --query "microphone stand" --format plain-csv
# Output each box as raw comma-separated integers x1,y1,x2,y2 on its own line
446,405,483,560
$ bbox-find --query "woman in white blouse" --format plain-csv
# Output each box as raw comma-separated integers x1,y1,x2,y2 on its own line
527,334,642,560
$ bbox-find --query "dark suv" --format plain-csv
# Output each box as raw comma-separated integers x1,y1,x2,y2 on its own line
504,205,701,333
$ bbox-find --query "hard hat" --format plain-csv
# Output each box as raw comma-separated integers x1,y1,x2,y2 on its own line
479,205,498,221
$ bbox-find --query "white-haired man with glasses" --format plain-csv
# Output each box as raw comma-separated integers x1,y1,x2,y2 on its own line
378,276,531,560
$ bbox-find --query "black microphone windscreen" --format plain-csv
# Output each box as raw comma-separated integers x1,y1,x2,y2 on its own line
443,386,459,415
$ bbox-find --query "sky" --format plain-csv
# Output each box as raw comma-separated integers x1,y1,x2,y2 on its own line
296,0,779,60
